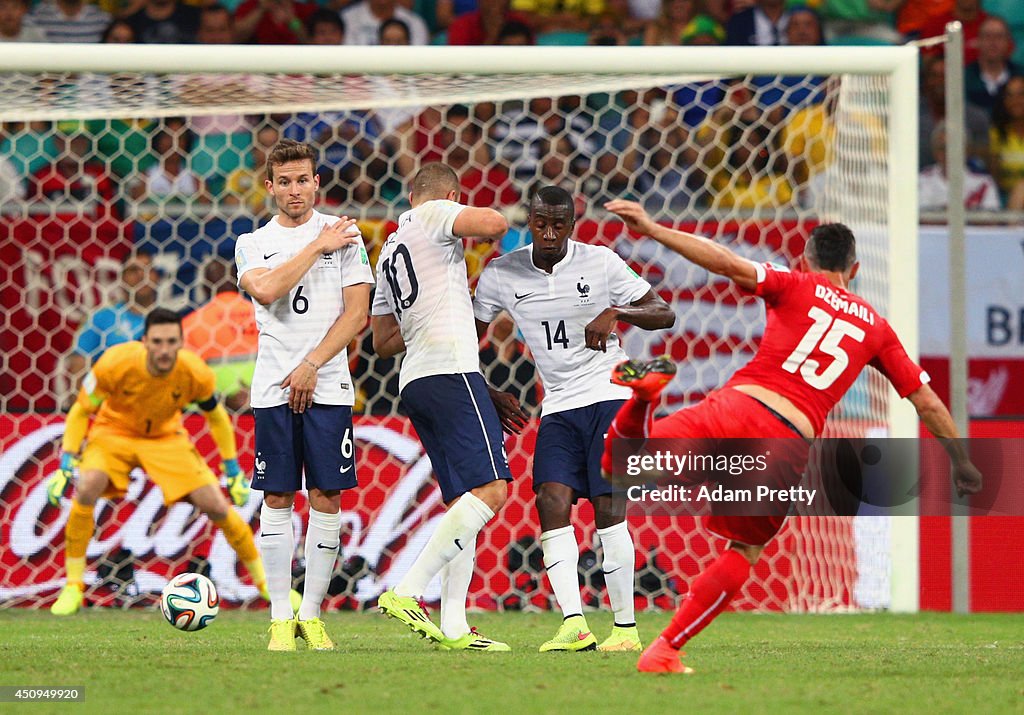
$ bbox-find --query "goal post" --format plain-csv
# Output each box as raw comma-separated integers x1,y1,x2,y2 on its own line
0,43,920,612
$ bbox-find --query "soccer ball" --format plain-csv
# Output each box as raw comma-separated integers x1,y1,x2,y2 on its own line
160,573,219,631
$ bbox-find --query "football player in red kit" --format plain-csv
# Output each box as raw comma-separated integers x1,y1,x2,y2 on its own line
602,200,983,674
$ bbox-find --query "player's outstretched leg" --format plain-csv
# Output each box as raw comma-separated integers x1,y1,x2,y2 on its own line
637,547,752,674
51,499,95,616
601,357,676,476
437,534,510,652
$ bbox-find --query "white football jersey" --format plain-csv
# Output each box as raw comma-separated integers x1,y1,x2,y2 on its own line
371,199,481,393
474,241,652,415
235,209,374,408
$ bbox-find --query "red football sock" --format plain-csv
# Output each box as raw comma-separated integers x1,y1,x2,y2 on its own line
662,549,751,649
601,396,656,474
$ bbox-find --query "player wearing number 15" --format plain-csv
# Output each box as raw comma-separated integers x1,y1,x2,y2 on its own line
601,200,983,674
235,139,374,652
48,308,266,616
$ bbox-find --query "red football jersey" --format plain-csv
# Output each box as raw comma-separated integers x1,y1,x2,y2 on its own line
724,262,929,435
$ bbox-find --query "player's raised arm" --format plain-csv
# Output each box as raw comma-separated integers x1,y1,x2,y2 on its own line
907,384,983,498
604,199,758,291
47,367,108,507
195,391,248,507
239,217,360,306
452,206,509,242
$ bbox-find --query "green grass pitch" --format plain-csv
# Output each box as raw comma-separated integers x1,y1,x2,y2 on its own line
1,610,1022,714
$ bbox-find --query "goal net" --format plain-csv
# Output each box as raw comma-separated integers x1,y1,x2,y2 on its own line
0,45,918,613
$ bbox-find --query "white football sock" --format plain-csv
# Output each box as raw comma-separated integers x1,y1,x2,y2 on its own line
597,520,636,626
395,491,494,598
259,502,295,621
541,525,582,618
440,533,477,639
298,508,341,622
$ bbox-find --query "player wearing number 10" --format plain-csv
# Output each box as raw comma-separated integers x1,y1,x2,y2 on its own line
235,139,374,651
601,200,983,674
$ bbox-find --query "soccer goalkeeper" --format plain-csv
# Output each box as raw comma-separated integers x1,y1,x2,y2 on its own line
48,307,268,615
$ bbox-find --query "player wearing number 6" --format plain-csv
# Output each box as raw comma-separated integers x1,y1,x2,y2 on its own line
601,200,983,674
371,163,513,651
48,308,266,616
235,139,373,651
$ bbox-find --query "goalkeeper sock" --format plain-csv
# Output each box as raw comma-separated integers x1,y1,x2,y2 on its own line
601,397,656,475
298,508,341,621
65,500,95,588
212,510,264,591
439,533,476,639
541,525,582,618
662,549,750,649
597,521,636,626
259,502,295,621
395,491,493,598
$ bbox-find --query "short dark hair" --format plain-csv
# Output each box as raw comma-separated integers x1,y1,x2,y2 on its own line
307,8,344,36
379,17,410,43
498,20,534,44
267,139,317,181
144,307,182,335
531,185,574,218
806,223,857,272
411,162,459,200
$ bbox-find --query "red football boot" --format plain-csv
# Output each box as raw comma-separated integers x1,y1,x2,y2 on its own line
610,356,677,402
636,636,695,674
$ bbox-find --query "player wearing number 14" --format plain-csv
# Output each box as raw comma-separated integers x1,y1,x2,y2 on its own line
234,139,374,651
601,201,983,674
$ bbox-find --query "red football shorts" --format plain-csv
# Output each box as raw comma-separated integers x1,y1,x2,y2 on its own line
650,388,810,546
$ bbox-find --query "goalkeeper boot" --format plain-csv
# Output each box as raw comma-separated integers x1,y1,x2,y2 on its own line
597,625,643,652
267,618,298,652
439,627,511,652
297,617,335,651
636,636,694,674
538,614,598,652
50,583,84,616
377,589,445,643
610,356,677,402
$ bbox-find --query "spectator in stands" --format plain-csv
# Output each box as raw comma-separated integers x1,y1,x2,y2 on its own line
512,0,606,33
897,0,951,39
990,74,1024,199
307,6,343,43
183,256,258,412
919,55,990,170
816,0,901,46
497,18,533,44
435,0,476,31
378,15,409,44
222,123,277,216
588,10,630,45
726,0,789,46
130,119,209,203
125,0,200,43
342,0,428,45
643,0,699,46
984,0,1024,67
919,120,1000,210
965,15,1020,115
234,0,314,44
920,0,988,65
100,17,135,42
443,104,520,208
64,252,161,402
30,0,110,42
447,0,532,45
635,102,699,211
0,123,26,205
0,0,47,41
30,128,117,217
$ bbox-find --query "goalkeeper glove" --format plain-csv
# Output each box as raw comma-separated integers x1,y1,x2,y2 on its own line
222,458,250,507
46,452,78,508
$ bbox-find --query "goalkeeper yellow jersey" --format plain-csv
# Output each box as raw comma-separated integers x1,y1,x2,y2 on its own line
77,342,216,439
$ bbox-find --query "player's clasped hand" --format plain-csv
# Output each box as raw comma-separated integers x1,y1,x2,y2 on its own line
953,460,983,498
488,388,529,435
222,458,250,507
45,452,78,507
316,217,361,255
281,357,319,413
585,308,619,352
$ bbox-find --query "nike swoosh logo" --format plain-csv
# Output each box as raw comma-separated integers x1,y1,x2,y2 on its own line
514,291,534,300
264,252,279,260
546,560,563,570
261,532,282,537
316,542,339,551
454,538,463,551
339,464,352,474
602,567,622,575
578,631,592,641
